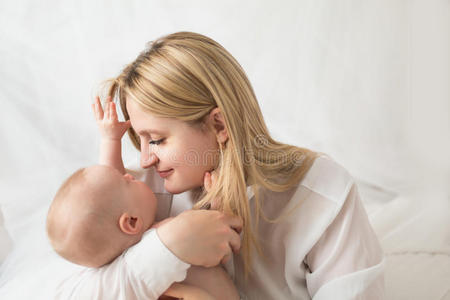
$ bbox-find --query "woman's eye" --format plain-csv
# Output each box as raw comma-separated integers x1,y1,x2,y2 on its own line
149,139,164,145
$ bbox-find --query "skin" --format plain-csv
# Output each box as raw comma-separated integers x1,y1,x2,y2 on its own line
125,99,227,194
126,98,241,267
48,164,158,267
93,97,242,266
83,165,158,236
161,265,239,300
91,96,241,299
159,171,239,300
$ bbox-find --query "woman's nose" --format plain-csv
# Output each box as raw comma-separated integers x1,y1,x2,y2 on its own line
141,150,158,169
140,140,159,169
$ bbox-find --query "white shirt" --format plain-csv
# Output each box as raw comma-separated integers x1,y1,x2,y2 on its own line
54,229,190,300
231,155,385,299
133,154,385,300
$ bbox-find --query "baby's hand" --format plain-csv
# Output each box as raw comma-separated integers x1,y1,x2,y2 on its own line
92,96,131,141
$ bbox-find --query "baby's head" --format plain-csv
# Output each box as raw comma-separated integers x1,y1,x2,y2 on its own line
46,165,157,267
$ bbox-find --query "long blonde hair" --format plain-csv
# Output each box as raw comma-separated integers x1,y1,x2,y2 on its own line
103,31,319,279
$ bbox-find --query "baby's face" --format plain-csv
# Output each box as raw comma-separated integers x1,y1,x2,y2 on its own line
85,165,158,231
119,170,158,231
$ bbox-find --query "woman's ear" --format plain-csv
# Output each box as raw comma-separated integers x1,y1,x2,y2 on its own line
208,107,228,144
119,213,143,235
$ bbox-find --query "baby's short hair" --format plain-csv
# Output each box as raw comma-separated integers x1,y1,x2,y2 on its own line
49,167,86,211
46,166,126,267
46,167,86,244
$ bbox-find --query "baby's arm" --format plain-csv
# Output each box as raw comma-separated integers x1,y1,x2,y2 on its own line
92,96,131,174
152,217,239,299
161,265,240,300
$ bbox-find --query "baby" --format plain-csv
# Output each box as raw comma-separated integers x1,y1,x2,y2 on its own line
46,164,158,268
45,96,239,300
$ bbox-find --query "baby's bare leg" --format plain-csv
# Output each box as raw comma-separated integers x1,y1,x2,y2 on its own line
182,265,239,300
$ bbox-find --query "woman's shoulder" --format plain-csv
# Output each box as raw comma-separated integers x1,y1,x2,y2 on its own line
297,153,355,208
253,153,356,214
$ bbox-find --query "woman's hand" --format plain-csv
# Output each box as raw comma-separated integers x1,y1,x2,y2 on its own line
156,209,242,267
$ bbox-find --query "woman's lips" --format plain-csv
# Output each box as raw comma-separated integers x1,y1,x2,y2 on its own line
158,169,174,178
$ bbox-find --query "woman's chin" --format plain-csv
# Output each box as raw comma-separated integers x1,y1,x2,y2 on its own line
164,182,187,194
164,180,202,195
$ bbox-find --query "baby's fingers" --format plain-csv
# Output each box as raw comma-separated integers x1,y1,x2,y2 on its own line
93,96,104,120
105,96,114,121
109,101,119,122
104,101,110,120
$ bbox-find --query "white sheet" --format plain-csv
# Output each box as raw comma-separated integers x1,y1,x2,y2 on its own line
369,194,450,300
0,1,448,299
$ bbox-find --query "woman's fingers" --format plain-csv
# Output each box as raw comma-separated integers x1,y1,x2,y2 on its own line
220,253,231,265
204,172,212,192
210,197,220,210
204,171,218,209
211,171,217,185
204,169,219,192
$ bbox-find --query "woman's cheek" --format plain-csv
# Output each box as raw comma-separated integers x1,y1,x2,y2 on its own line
180,167,205,188
158,146,179,167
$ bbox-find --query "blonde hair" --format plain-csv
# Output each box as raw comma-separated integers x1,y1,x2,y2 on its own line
103,31,320,279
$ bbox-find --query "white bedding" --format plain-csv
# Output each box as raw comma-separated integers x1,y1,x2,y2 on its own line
363,190,450,300
1,1,449,299
1,178,449,300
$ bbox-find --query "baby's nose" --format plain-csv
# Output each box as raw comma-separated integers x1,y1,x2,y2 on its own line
124,173,136,181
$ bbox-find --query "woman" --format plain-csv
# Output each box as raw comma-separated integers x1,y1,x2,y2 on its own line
105,31,385,299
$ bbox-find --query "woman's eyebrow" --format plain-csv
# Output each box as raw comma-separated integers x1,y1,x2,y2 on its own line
136,129,165,135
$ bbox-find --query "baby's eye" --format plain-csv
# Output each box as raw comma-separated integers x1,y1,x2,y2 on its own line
149,139,164,145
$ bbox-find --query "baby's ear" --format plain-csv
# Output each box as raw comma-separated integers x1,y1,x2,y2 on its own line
119,213,143,235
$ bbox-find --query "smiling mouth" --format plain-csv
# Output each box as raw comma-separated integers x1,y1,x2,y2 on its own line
157,169,174,178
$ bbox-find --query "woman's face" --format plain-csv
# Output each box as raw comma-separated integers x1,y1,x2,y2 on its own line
126,99,220,194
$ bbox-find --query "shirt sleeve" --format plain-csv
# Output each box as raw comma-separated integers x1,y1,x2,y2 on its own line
305,183,386,300
124,228,191,299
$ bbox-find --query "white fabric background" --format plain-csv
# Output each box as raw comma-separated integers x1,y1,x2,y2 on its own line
0,1,448,299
